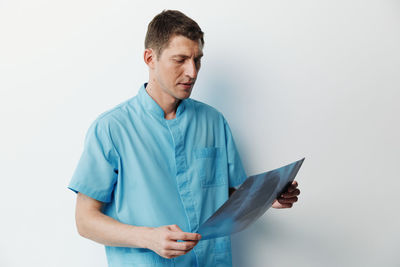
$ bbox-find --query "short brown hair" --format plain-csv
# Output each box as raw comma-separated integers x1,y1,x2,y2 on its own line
145,10,204,57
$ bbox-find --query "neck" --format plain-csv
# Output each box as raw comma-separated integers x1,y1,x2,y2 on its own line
145,82,181,120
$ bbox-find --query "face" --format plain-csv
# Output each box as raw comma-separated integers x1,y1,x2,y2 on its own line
147,35,203,100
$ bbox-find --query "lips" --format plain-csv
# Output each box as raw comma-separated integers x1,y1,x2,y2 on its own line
179,82,193,89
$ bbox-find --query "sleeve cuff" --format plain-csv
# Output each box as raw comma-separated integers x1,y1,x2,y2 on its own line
67,182,112,203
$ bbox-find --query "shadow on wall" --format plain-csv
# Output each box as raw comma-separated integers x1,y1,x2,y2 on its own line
231,215,346,267
199,62,339,266
197,62,247,119
196,63,253,168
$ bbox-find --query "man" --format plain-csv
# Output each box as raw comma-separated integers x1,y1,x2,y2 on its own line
68,10,300,267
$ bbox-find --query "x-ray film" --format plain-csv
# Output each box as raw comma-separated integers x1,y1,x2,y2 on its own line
197,158,305,240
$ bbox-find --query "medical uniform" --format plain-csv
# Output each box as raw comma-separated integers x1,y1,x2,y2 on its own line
68,83,247,266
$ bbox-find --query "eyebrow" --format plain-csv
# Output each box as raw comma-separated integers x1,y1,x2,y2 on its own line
171,54,204,59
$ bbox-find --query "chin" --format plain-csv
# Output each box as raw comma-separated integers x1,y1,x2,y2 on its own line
181,92,192,99
176,90,192,100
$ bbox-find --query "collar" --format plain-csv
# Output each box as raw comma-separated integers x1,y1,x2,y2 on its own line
138,83,186,119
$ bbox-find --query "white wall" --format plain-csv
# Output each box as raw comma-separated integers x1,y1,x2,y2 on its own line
1,0,399,266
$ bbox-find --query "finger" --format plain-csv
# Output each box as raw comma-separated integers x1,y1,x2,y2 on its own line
279,203,293,208
287,181,298,192
168,231,201,241
168,224,183,232
281,189,300,198
167,225,201,240
162,249,189,259
277,196,298,204
166,240,198,251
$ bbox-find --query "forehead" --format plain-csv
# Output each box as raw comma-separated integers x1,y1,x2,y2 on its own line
161,35,203,57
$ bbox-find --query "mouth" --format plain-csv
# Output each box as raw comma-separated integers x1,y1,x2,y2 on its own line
179,82,194,89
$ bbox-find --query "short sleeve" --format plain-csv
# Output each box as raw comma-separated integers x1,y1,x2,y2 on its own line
68,118,119,203
223,118,247,188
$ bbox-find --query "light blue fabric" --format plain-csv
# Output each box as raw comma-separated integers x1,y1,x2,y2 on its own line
68,83,247,266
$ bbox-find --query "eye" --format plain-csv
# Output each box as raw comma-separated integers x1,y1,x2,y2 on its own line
195,58,201,68
174,59,185,64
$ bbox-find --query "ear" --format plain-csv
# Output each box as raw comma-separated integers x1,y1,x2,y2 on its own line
144,48,156,69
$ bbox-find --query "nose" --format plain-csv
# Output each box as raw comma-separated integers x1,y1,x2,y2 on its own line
184,59,198,79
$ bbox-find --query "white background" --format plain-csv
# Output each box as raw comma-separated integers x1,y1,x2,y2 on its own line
1,0,399,266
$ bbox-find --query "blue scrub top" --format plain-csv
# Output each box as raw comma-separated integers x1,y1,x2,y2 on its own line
68,83,247,266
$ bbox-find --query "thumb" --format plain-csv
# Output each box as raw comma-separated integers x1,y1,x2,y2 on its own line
168,224,183,232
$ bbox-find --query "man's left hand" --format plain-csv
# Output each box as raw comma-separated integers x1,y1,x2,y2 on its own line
272,181,300,209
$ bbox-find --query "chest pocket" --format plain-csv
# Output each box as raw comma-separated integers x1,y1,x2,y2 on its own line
194,147,227,187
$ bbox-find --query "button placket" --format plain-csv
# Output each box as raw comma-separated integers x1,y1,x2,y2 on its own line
166,119,199,233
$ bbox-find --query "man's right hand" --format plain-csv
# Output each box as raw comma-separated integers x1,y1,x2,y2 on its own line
75,193,201,258
145,224,202,259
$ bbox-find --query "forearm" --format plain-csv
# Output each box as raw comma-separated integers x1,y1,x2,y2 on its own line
77,209,152,248
75,192,153,248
